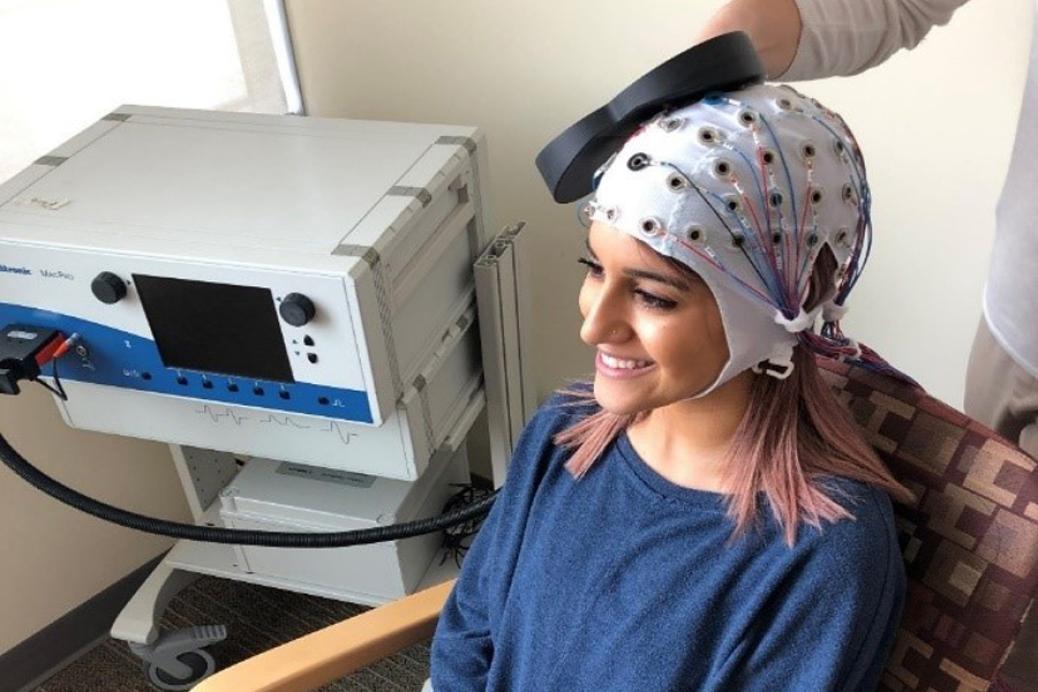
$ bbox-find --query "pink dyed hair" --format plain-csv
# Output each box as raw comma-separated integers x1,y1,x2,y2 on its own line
553,247,916,548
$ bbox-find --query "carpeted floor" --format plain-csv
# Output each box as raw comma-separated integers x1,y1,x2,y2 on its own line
33,575,432,692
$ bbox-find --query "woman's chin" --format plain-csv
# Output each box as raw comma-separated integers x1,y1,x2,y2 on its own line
593,378,651,416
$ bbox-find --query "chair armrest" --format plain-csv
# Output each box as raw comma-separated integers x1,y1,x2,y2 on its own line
193,578,456,692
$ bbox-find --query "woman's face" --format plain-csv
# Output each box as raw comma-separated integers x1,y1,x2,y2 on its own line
578,222,730,415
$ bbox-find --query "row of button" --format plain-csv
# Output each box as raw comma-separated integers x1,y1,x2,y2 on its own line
130,371,337,405
172,375,290,398
171,375,335,405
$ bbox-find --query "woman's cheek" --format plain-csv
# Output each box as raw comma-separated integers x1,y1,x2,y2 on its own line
643,312,704,363
703,308,730,362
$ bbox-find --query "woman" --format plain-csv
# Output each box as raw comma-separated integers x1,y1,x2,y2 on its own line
430,83,914,691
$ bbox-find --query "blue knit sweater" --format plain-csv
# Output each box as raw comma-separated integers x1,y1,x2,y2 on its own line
430,393,905,691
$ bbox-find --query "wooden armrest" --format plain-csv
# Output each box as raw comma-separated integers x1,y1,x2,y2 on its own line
193,578,455,692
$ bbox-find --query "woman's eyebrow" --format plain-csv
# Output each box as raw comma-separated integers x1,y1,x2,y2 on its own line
584,239,689,292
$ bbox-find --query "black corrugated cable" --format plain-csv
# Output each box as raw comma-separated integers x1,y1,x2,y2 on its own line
0,432,497,548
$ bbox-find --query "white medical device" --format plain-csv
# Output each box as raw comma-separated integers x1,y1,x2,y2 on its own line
0,106,536,688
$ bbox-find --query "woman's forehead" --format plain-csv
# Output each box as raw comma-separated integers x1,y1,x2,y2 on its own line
587,222,696,288
588,221,645,253
589,222,673,267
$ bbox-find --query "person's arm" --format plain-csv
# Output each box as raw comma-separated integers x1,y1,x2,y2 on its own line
696,0,803,78
696,0,970,80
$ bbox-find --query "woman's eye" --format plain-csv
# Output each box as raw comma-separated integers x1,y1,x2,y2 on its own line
635,289,677,310
577,257,603,277
579,257,676,309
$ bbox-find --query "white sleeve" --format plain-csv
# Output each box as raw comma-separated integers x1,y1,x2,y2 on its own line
780,0,972,80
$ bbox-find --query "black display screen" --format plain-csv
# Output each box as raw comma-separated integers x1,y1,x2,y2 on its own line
133,274,294,383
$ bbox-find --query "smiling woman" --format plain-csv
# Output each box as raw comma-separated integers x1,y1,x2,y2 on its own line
430,82,916,691
551,83,916,544
558,218,913,540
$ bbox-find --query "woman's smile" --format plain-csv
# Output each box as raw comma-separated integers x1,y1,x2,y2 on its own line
596,350,658,378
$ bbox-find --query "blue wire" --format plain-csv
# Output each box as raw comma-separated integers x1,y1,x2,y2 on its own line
808,115,874,300
701,188,786,302
759,113,799,240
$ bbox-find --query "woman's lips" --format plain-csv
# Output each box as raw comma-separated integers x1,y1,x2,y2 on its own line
596,351,657,379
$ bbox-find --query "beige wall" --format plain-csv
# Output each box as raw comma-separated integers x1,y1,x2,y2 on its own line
288,0,1032,410
0,388,189,654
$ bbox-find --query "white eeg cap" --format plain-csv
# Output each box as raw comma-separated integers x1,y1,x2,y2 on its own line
585,83,870,397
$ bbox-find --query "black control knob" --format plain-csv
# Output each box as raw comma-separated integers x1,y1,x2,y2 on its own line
91,272,127,304
279,293,316,327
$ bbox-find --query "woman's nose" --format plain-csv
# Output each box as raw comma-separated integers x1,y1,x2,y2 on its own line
579,287,630,346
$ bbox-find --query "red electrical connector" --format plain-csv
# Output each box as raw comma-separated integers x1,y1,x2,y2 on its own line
0,325,73,395
44,333,80,362
33,332,67,367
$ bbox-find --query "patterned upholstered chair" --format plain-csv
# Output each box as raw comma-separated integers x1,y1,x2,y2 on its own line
195,359,1038,692
818,359,1038,691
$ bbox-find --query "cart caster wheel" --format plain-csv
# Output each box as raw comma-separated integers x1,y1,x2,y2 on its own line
144,648,216,691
